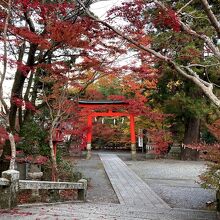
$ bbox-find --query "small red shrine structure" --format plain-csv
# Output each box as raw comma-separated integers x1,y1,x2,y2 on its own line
52,128,63,158
79,100,136,159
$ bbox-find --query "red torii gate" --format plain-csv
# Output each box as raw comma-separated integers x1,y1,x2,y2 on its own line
79,100,136,160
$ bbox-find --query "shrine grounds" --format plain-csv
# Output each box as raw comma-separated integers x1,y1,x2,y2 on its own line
74,151,216,210
0,150,217,220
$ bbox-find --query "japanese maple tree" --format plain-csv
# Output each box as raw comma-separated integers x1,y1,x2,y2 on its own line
0,0,165,175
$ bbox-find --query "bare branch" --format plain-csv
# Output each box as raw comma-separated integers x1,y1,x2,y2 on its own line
200,0,220,38
0,97,9,114
42,82,54,120
204,68,220,89
172,62,220,107
177,0,194,14
184,66,211,87
182,24,220,60
154,0,220,61
186,63,220,68
24,11,35,32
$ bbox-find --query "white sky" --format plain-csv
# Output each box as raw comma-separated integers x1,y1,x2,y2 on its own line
90,0,140,67
90,0,123,18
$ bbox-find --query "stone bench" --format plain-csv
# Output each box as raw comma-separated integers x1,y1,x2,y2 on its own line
0,169,87,209
19,179,87,201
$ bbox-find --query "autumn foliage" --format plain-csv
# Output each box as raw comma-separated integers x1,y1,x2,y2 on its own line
154,8,180,32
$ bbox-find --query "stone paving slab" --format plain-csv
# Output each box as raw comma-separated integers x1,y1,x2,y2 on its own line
99,153,170,209
0,202,217,220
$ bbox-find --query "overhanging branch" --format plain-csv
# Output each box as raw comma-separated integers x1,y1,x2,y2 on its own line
76,0,170,62
154,0,220,60
76,0,220,107
200,0,220,38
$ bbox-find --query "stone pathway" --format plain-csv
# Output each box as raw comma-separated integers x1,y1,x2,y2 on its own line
99,153,170,209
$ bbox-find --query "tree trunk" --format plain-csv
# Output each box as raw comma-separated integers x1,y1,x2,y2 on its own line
181,116,200,160
49,126,58,181
9,44,37,131
0,140,10,173
0,134,16,172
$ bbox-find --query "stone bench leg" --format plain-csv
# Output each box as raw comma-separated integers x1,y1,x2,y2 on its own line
77,179,87,201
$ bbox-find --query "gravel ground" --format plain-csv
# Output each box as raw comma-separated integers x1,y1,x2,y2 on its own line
125,159,216,210
74,153,119,204
73,151,216,210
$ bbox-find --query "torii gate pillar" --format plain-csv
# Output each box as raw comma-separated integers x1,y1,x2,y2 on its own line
86,113,136,160
86,115,92,159
130,114,136,160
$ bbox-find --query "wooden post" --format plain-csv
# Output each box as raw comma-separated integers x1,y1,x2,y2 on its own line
130,114,136,160
86,115,92,159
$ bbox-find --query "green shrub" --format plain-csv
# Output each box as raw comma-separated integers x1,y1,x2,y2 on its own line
18,120,50,156
57,160,82,182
